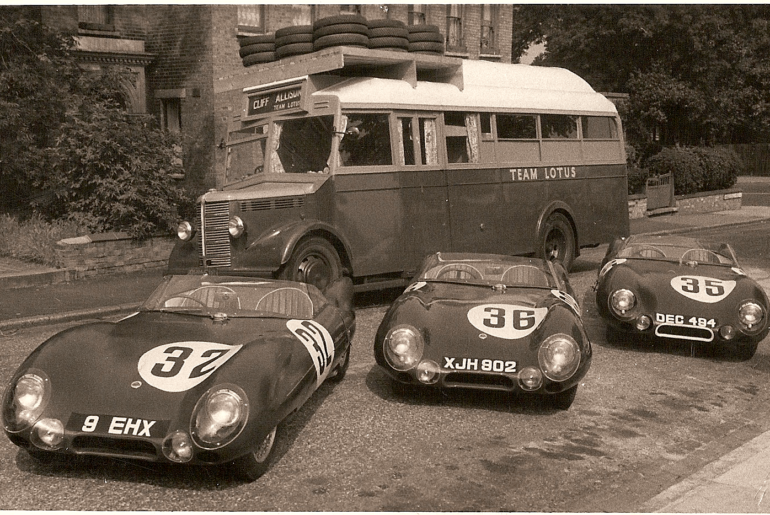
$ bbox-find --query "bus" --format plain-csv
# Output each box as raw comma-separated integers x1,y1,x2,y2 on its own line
168,46,629,292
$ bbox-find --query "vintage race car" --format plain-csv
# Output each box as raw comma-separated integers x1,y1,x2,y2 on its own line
2,274,355,481
595,234,769,358
373,253,592,410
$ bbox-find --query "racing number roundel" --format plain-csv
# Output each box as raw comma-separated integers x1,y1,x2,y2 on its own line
467,304,548,340
287,319,335,386
671,275,736,303
138,341,243,393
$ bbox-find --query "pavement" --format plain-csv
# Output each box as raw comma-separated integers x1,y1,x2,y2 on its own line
0,176,769,511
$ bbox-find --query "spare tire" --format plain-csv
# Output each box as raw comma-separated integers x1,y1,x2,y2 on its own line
407,24,441,35
242,52,276,67
314,33,369,51
238,33,275,47
313,22,369,39
367,19,406,30
275,25,313,38
239,42,275,58
275,32,313,47
368,36,409,50
313,14,368,31
368,26,409,39
408,41,445,54
407,31,444,44
275,42,314,59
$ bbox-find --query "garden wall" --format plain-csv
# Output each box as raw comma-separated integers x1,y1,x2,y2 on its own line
628,188,742,219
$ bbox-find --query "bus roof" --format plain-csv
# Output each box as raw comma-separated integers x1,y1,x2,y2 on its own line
314,59,617,115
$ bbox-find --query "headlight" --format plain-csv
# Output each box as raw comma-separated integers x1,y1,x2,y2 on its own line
191,385,248,448
383,325,424,371
538,334,581,382
177,221,195,241
228,216,245,238
3,371,50,433
610,289,636,315
163,430,194,463
738,301,764,329
416,360,440,384
31,418,64,450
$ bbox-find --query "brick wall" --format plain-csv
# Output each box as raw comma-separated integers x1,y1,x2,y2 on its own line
55,233,175,278
628,189,742,219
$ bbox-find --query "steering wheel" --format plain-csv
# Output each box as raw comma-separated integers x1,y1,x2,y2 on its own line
680,248,722,265
435,264,483,281
164,294,208,308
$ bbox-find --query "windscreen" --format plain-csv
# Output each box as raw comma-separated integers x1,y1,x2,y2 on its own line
272,115,334,174
418,258,556,288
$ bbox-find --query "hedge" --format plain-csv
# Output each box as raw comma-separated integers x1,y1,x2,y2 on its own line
641,146,742,196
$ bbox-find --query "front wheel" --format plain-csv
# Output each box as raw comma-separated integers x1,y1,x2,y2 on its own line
549,385,578,410
232,425,278,482
279,237,342,291
539,212,576,271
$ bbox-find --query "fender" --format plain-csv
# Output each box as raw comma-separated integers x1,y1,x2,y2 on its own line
535,201,580,254
243,219,352,273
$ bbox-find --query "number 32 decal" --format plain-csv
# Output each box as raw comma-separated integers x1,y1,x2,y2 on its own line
671,276,735,303
287,320,335,386
138,342,242,392
467,304,548,340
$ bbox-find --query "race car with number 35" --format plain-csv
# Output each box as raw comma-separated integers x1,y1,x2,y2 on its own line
595,235,769,358
2,274,355,481
373,253,592,410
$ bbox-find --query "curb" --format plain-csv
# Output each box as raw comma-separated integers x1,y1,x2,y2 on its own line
0,268,70,291
0,303,141,332
631,216,770,238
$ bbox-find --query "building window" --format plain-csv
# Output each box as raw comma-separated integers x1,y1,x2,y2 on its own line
480,5,498,55
78,5,113,31
161,98,182,134
238,5,265,34
446,5,465,52
340,5,362,15
408,5,426,25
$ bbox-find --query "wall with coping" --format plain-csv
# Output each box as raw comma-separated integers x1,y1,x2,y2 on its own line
628,188,742,219
55,233,175,278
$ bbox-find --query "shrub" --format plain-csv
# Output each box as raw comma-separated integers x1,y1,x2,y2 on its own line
644,146,742,196
0,214,83,266
625,144,648,195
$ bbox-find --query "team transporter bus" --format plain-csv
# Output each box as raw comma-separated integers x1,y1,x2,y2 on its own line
168,46,630,292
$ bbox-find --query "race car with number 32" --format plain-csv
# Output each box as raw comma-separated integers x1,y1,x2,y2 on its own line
2,274,355,481
373,253,592,410
595,235,769,358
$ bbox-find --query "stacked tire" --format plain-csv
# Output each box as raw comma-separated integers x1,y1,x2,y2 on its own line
367,19,409,52
238,33,276,67
313,15,369,51
274,25,314,60
407,24,445,55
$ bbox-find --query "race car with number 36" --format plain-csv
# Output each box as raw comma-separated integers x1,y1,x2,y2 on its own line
2,274,355,481
595,235,769,358
373,253,592,410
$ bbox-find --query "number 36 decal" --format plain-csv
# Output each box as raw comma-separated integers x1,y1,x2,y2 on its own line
467,304,548,340
671,276,736,303
138,342,242,393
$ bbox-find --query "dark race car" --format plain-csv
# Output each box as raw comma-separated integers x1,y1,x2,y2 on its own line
2,274,355,481
595,234,769,358
373,252,591,410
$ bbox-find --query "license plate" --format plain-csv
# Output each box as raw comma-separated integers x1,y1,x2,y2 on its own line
655,313,717,328
67,413,170,438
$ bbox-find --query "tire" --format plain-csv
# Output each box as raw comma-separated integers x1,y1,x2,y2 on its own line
232,425,278,482
275,25,313,38
274,33,313,48
408,41,445,54
408,31,444,44
242,52,276,67
239,34,275,47
369,37,409,50
275,42,314,59
550,385,578,410
314,33,369,51
313,23,369,39
368,27,409,39
239,42,275,58
313,14,368,31
367,19,407,30
279,237,343,291
539,212,576,271
407,24,441,35
330,345,351,382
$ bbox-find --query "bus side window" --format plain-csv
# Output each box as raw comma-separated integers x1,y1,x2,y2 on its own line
480,113,494,141
444,112,479,164
339,113,393,167
541,114,578,139
419,118,438,165
581,116,618,139
398,117,416,166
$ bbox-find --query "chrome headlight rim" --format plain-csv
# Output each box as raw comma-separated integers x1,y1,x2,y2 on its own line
609,288,636,317
2,369,51,434
191,384,249,450
538,333,581,382
383,324,425,372
176,221,195,241
228,216,245,238
738,300,765,331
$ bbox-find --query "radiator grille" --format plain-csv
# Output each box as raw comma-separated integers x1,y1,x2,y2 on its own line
201,201,231,267
655,324,714,342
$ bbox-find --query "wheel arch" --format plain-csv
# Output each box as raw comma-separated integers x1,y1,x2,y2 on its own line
280,224,353,275
535,201,580,257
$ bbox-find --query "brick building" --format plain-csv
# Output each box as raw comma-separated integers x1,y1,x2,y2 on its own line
39,4,514,193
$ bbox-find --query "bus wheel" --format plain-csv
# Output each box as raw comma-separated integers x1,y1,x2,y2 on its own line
281,237,342,291
540,213,576,271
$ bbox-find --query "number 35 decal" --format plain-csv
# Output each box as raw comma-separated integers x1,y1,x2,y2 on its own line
467,304,548,340
287,320,335,386
138,342,242,392
671,275,736,303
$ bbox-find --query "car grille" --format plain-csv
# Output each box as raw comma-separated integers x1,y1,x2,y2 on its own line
444,372,515,391
71,435,158,461
655,324,714,342
200,200,231,267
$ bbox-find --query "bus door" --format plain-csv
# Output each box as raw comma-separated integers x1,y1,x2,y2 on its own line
444,111,509,255
395,113,450,274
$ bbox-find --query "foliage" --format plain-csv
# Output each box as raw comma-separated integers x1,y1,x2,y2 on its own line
0,213,83,266
512,5,770,146
625,144,648,196
644,147,742,196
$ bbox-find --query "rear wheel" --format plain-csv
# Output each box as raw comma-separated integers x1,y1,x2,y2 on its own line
539,212,576,271
279,237,342,291
232,426,278,482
